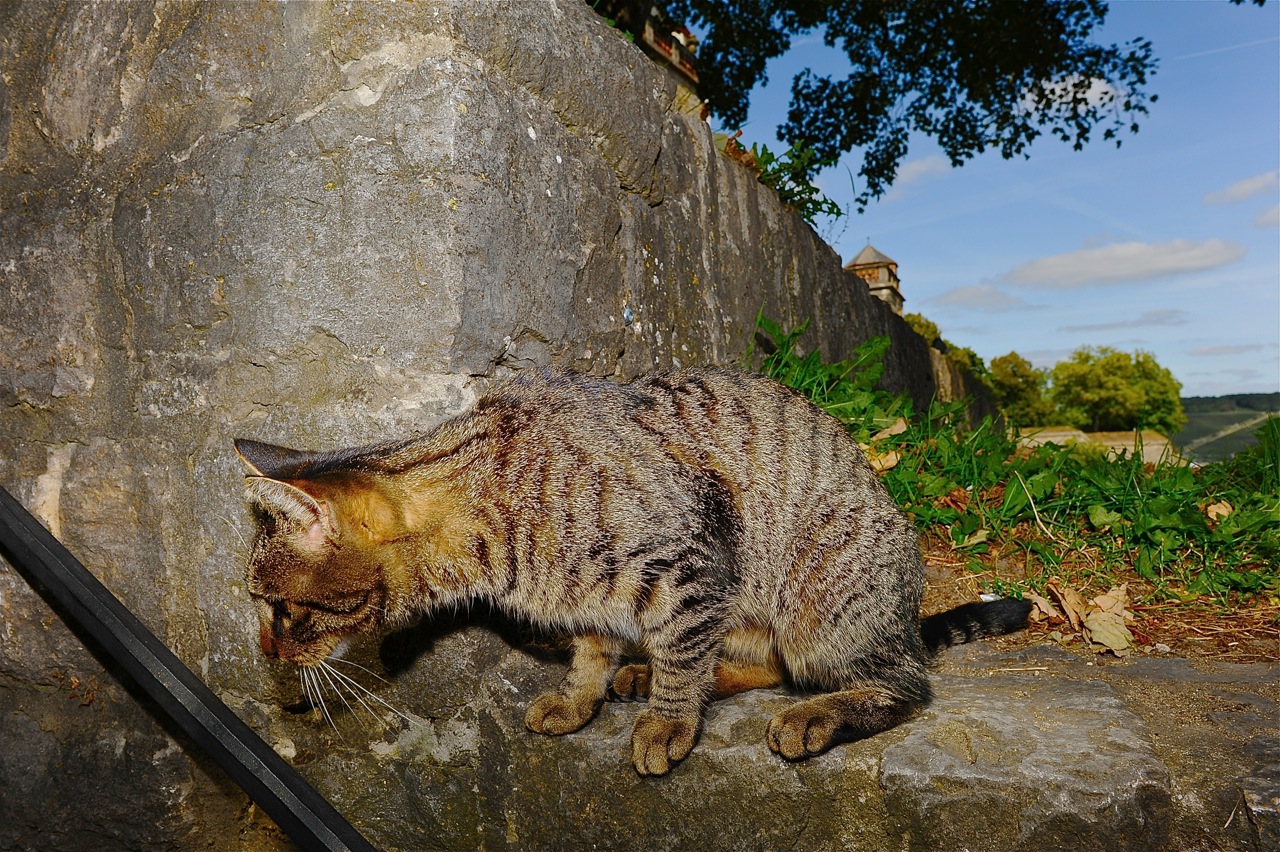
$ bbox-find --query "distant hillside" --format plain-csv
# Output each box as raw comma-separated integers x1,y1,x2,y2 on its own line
1174,393,1278,461
1181,393,1280,414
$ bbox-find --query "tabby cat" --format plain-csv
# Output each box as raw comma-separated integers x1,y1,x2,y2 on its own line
235,367,1030,776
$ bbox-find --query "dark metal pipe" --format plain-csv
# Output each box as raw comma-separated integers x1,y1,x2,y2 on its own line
0,485,375,852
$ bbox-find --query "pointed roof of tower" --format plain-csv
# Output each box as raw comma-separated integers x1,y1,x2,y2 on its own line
846,243,897,268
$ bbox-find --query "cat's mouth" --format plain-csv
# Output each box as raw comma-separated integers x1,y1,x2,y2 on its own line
264,633,345,668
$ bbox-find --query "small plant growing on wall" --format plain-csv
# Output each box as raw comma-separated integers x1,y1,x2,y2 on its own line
715,131,843,225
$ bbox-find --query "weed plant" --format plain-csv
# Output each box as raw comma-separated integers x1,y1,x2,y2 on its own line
745,312,909,442
750,314,1280,604
749,143,844,224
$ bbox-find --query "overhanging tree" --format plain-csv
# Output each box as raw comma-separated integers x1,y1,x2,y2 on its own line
661,0,1161,210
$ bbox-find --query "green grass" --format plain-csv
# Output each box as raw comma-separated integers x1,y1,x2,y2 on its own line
750,314,1280,604
745,312,909,442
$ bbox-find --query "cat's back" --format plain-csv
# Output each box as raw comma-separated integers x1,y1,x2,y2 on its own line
622,366,884,496
392,367,885,500
486,366,886,497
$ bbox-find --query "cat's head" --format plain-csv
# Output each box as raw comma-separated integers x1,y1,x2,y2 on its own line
234,438,399,667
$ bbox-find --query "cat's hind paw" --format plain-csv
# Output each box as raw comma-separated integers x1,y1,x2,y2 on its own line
766,701,844,760
610,664,651,701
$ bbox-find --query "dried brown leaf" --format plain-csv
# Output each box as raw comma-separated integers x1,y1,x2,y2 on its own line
1083,610,1135,656
1047,578,1087,632
867,449,901,473
1024,591,1062,624
1082,585,1136,656
1205,500,1233,522
871,417,909,443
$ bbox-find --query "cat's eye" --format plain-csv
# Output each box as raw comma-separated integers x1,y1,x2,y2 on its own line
297,591,370,616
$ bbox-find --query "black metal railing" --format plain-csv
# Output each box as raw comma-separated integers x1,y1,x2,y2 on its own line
0,485,375,852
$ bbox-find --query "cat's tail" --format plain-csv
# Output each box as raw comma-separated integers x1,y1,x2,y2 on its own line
920,598,1034,657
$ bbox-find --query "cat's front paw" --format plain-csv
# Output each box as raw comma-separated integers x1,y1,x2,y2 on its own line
610,664,651,701
630,710,698,776
524,691,601,736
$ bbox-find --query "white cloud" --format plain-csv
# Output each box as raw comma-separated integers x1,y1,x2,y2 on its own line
929,283,1037,312
1002,239,1246,289
1059,309,1189,333
884,155,950,201
1203,170,1278,205
1021,348,1075,369
1256,204,1280,227
896,155,950,186
1189,343,1266,357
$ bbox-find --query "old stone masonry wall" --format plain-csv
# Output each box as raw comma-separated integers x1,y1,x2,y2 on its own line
0,1,990,848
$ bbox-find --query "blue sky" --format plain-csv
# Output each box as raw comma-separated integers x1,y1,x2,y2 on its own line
730,1,1279,398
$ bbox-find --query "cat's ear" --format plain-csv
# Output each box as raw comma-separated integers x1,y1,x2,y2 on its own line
234,438,314,479
244,476,334,549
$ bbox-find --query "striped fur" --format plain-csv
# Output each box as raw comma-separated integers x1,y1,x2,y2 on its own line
236,367,1029,775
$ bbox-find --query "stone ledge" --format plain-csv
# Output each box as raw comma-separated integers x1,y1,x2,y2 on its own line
274,629,1183,851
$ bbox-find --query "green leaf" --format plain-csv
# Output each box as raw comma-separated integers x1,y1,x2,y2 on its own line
1001,476,1030,518
1134,547,1158,580
1026,470,1058,500
1087,504,1123,531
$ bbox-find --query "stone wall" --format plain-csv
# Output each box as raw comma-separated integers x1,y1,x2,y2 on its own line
0,1,991,848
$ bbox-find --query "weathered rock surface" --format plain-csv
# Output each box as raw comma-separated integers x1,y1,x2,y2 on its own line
1242,737,1280,849
880,675,1171,851
1,0,1271,850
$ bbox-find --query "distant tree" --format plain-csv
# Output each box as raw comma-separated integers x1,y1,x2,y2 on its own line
903,312,990,385
651,0,1159,210
901,308,988,383
989,352,1056,428
943,343,990,385
903,312,940,345
1050,347,1187,436
1181,393,1280,414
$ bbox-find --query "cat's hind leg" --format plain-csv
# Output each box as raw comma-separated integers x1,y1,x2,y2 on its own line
611,626,783,701
525,633,621,736
713,626,784,698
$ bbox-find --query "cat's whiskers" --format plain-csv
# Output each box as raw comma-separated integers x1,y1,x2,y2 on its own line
293,656,417,734
315,662,356,719
309,670,329,730
299,667,313,709
318,662,390,729
221,515,249,551
319,659,417,728
299,665,343,741
328,655,391,685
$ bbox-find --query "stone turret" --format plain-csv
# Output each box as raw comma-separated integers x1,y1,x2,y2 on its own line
846,243,904,314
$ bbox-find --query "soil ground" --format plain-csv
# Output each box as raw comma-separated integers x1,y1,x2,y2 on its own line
919,532,1279,664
